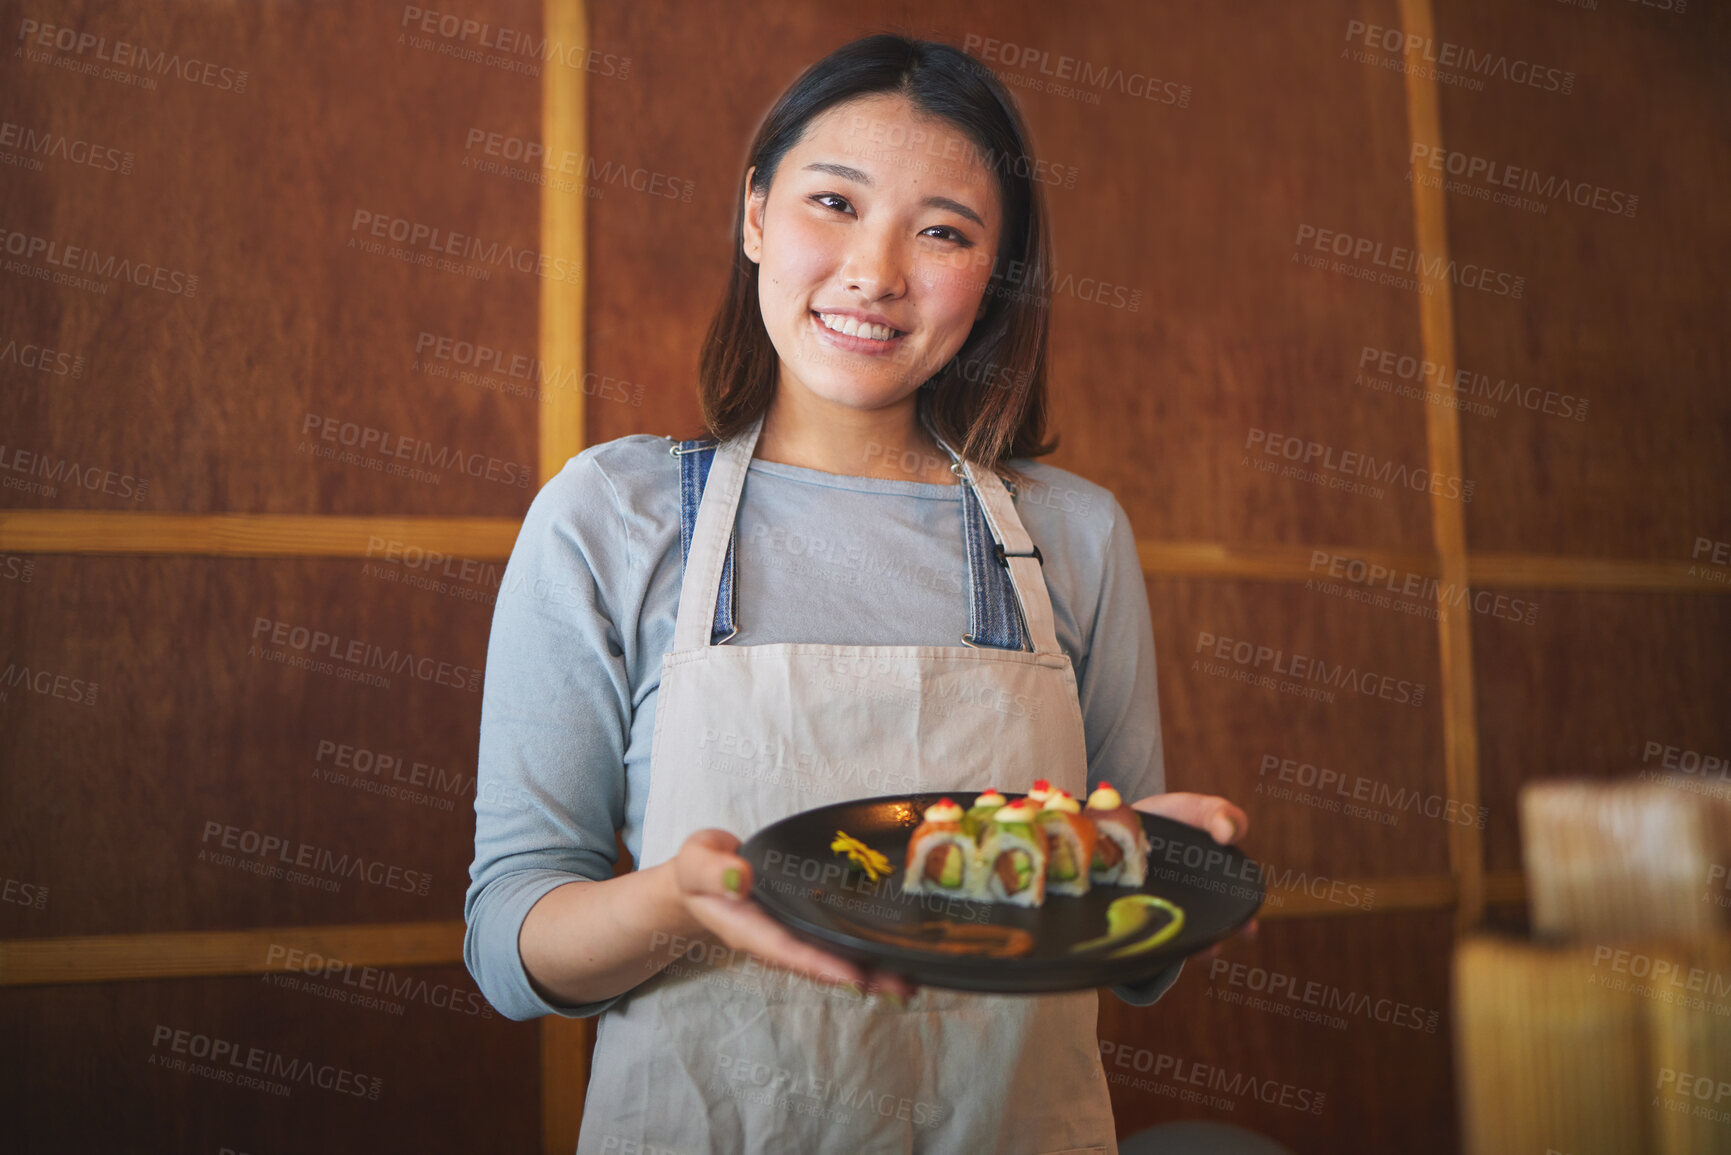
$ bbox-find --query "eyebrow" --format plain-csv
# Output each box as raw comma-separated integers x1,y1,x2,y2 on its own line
801,161,987,229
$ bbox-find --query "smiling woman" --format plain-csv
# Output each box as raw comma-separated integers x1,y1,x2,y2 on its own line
464,32,1249,1155
743,95,1005,482
700,37,1056,476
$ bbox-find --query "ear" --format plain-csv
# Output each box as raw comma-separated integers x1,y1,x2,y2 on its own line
741,166,765,265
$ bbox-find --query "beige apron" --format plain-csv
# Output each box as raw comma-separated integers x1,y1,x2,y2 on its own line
576,415,1118,1154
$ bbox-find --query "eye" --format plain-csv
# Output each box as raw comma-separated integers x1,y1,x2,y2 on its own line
922,225,973,246
810,193,854,214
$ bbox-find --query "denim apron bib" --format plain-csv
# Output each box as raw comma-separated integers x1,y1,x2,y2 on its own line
575,414,1117,1154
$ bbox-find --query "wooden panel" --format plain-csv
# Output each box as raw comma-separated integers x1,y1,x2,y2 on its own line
1473,590,1731,875
1431,0,1731,557
1100,911,1457,1152
1151,578,1452,882
582,0,772,447
0,969,537,1154
1017,0,1433,553
0,1,540,517
0,556,493,938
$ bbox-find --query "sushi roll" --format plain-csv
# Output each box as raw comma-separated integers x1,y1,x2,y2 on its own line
962,788,1007,837
902,798,976,896
1036,790,1097,897
975,798,1049,907
1085,781,1150,887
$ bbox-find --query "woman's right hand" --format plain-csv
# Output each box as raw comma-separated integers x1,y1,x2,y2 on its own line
670,828,918,1001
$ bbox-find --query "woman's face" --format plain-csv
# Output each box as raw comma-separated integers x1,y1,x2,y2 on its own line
743,93,1004,417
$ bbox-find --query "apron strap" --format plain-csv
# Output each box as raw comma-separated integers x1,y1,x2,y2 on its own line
925,420,1063,658
958,483,1026,651
671,416,762,651
674,437,736,645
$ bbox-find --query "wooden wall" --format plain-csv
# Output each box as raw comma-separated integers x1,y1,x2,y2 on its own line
0,1,550,1150
2,0,1725,1152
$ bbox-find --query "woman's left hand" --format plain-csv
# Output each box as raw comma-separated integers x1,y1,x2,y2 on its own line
1130,791,1248,846
1129,791,1257,957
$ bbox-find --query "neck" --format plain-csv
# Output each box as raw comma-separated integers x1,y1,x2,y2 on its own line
756,386,956,485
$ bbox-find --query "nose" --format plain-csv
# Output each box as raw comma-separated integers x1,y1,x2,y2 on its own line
838,220,906,302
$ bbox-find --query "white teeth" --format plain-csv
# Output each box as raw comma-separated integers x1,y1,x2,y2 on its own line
818,313,895,341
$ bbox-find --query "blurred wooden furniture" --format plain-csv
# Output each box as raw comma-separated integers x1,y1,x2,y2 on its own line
1457,777,1731,1154
1523,778,1731,940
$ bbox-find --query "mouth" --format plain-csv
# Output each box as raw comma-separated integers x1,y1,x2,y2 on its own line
811,310,907,353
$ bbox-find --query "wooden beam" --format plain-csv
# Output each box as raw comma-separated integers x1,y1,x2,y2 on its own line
0,873,1531,989
1483,870,1529,907
539,1,591,1149
0,920,464,987
4,513,1724,600
537,0,589,486
1401,0,1484,932
1139,545,1729,593
1469,553,1731,593
1138,540,1437,583
541,1016,594,1155
0,511,519,559
1258,872,1522,919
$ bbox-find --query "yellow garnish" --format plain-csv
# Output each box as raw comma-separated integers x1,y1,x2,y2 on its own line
830,830,892,882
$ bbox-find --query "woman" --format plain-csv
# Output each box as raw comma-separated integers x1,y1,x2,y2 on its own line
466,33,1249,1154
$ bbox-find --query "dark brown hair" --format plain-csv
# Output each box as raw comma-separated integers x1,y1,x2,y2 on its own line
697,34,1056,467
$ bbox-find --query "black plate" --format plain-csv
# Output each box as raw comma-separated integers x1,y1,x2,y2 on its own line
739,792,1265,993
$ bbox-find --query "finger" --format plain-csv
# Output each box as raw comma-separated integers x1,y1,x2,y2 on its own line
685,827,743,854
693,896,862,982
1225,803,1249,841
675,829,752,902
688,894,867,988
1128,793,1173,817
1206,799,1249,845
1131,791,1212,826
863,968,919,1001
1209,808,1238,845
1133,793,1248,844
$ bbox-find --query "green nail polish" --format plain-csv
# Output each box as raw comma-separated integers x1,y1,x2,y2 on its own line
723,867,741,894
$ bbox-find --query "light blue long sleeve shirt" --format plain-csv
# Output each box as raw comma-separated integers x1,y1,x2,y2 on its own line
464,434,1183,1020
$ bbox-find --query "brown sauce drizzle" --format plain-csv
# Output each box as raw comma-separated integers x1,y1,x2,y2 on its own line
824,910,1036,957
